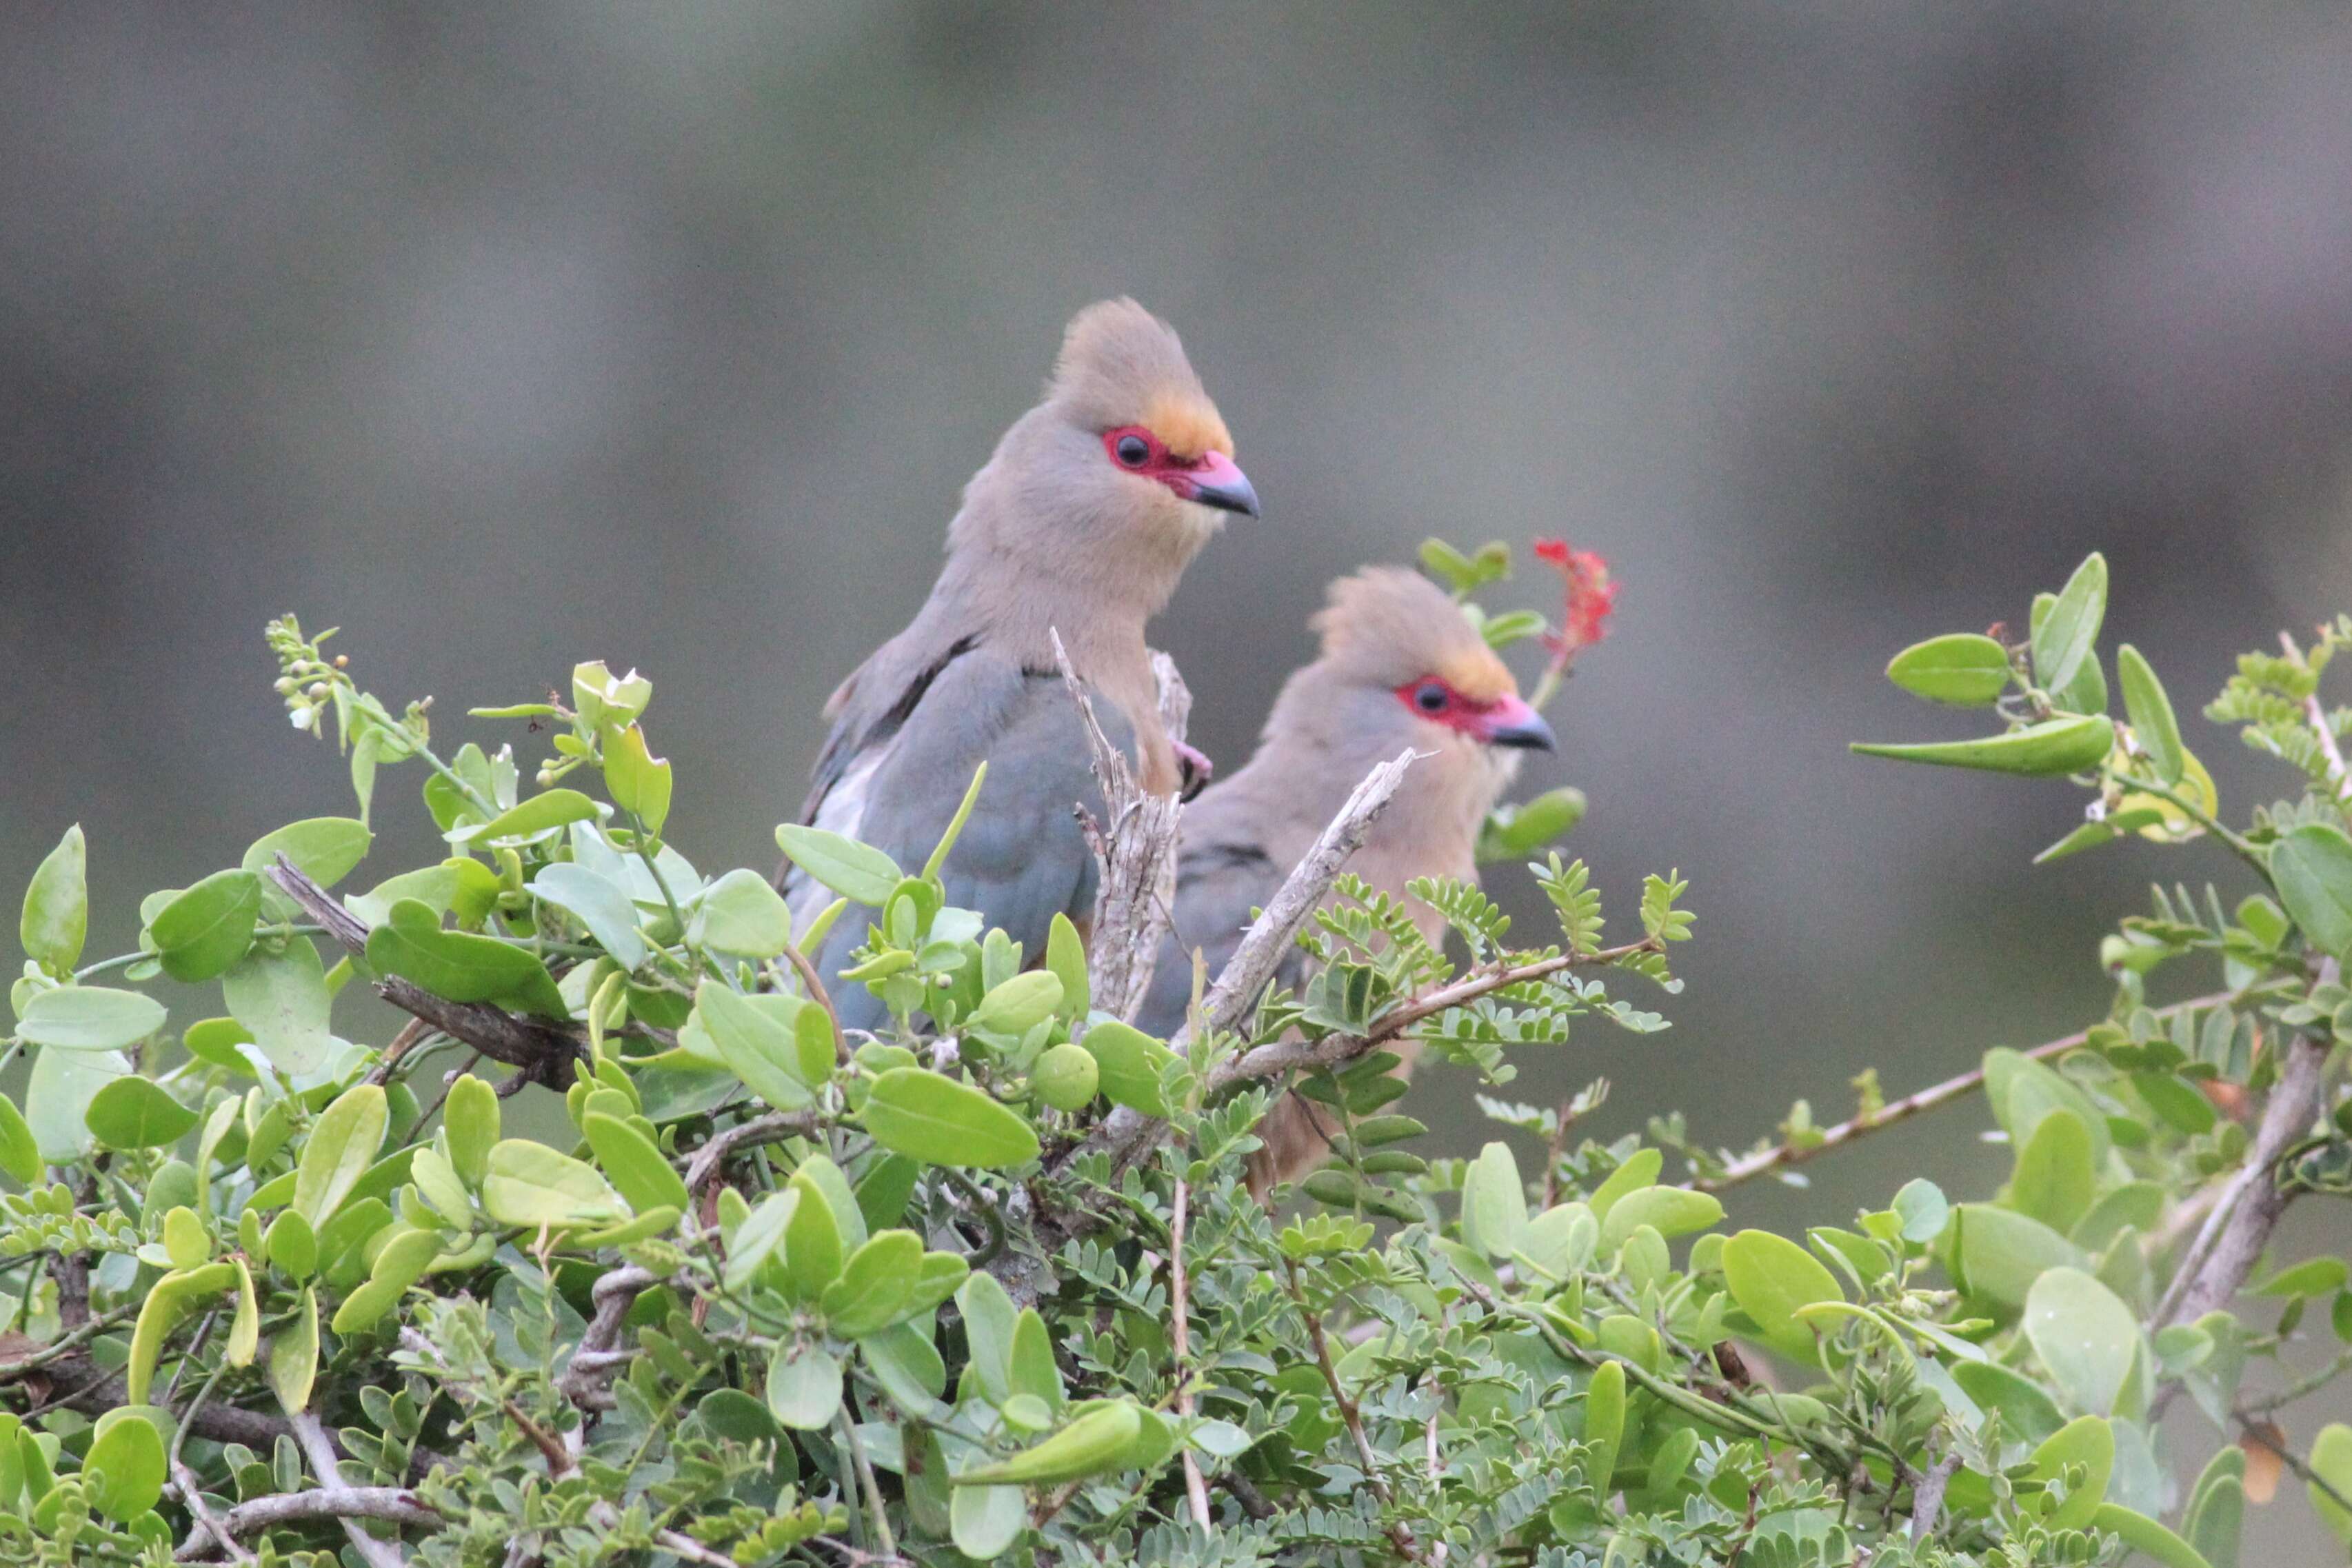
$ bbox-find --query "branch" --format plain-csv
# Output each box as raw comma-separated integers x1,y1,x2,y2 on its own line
1169,1174,1211,1531
268,858,584,1083
557,1265,657,1422
1284,1260,1424,1563
1690,992,2234,1193
176,1487,441,1561
2286,630,2352,804
1051,631,1189,1023
289,1409,410,1568
684,1109,824,1194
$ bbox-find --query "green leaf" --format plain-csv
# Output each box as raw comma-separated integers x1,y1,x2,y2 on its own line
263,1211,317,1280
1720,1229,1843,1365
1885,633,2013,706
463,788,599,845
582,1112,688,1216
1947,1203,2084,1309
1952,1360,2065,1445
442,1073,499,1185
1581,1359,1625,1491
149,870,263,983
2269,823,2352,961
83,1078,198,1150
82,1409,165,1522
774,824,902,908
26,1045,126,1161
1602,1186,1722,1248
2311,1423,2352,1549
2027,1415,2114,1531
125,1263,232,1405
19,824,87,973
2249,1256,2348,1298
268,1287,319,1412
292,1085,387,1229
819,1230,923,1338
780,1173,843,1304
1080,1021,1178,1116
531,863,647,971
242,818,373,888
958,1272,1019,1404
2024,1267,2138,1416
1044,913,1089,1021
1476,787,1588,863
765,1343,843,1431
2093,1504,2213,1568
862,1067,1040,1169
603,724,672,836
221,941,332,1075
690,867,792,959
689,981,818,1112
924,763,989,881
0,1093,39,1185
2184,1448,2243,1568
1460,1141,1529,1260
1587,1147,1661,1223
952,1401,1143,1486
2011,1109,2096,1234
2031,552,2109,701
950,1477,1025,1559
2116,645,2186,786
571,662,652,729
1891,1178,1950,1243
2033,809,2168,865
225,1259,259,1367
366,898,568,1018
14,986,166,1052
1008,1309,1063,1411
481,1139,628,1229
1850,714,2115,776
968,972,1063,1038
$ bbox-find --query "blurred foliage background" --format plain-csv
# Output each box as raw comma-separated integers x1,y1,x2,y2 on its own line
2,5,2347,1549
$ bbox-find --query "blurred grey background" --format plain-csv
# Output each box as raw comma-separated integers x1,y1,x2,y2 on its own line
3,3,2348,1545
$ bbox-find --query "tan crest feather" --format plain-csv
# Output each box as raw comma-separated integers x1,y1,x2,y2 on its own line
1312,567,1518,698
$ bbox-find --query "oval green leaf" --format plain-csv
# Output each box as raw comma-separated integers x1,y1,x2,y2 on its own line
862,1067,1039,1169
20,824,88,974
150,870,263,983
774,824,903,908
953,1400,1143,1487
15,986,166,1052
292,1084,387,1229
2031,552,2108,698
1886,633,2013,706
366,899,568,1019
481,1138,629,1229
765,1342,843,1431
83,1078,199,1151
819,1229,923,1338
243,818,374,888
2269,823,2352,962
1079,1021,1177,1117
582,1112,689,1216
1721,1229,1844,1365
2115,645,2185,786
690,867,793,960
2024,1267,2138,1416
82,1409,166,1522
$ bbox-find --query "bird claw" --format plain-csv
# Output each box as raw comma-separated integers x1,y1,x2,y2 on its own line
1174,740,1214,803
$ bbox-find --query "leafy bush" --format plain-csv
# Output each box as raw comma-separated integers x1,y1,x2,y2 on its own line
1,549,2347,1567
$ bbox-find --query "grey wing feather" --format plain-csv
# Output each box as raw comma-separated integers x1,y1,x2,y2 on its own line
807,650,1130,1033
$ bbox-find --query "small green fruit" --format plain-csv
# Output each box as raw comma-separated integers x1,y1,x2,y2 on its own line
1032,1043,1100,1112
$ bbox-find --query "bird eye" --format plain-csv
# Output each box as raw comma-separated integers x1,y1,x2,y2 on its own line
1414,682,1449,714
1114,432,1151,468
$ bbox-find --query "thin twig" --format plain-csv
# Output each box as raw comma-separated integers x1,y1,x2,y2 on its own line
1691,993,2233,1193
176,1487,441,1562
684,1109,824,1194
836,1407,898,1559
2238,1416,2352,1520
558,1265,657,1425
1170,1174,1212,1531
2286,630,2352,805
1284,1259,1424,1563
290,1409,410,1568
0,1301,137,1380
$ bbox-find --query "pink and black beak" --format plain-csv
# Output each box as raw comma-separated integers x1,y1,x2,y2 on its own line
1480,694,1556,752
1176,450,1260,518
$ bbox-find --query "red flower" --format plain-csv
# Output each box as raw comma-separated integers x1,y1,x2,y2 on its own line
1533,540,1617,656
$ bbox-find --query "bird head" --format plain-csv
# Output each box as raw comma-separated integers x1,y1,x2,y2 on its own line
1310,567,1556,755
1041,299,1256,525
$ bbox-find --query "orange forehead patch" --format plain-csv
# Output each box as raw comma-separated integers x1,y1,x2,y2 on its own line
1141,391,1232,461
1438,647,1517,704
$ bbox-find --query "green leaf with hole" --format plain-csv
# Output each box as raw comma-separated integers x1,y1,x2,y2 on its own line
367,898,568,1018
20,824,87,974
2031,552,2108,701
292,1084,386,1229
2269,823,2352,962
952,1400,1143,1486
481,1139,629,1229
774,825,902,908
1721,1229,1843,1365
83,1078,198,1151
690,868,792,959
765,1342,843,1431
149,870,263,983
82,1408,166,1522
1886,633,2013,706
15,986,166,1052
819,1230,923,1338
583,1112,688,1216
1851,714,2114,776
862,1068,1039,1169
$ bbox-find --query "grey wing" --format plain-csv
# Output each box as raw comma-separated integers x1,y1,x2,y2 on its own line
1133,833,1300,1039
810,650,1130,1033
